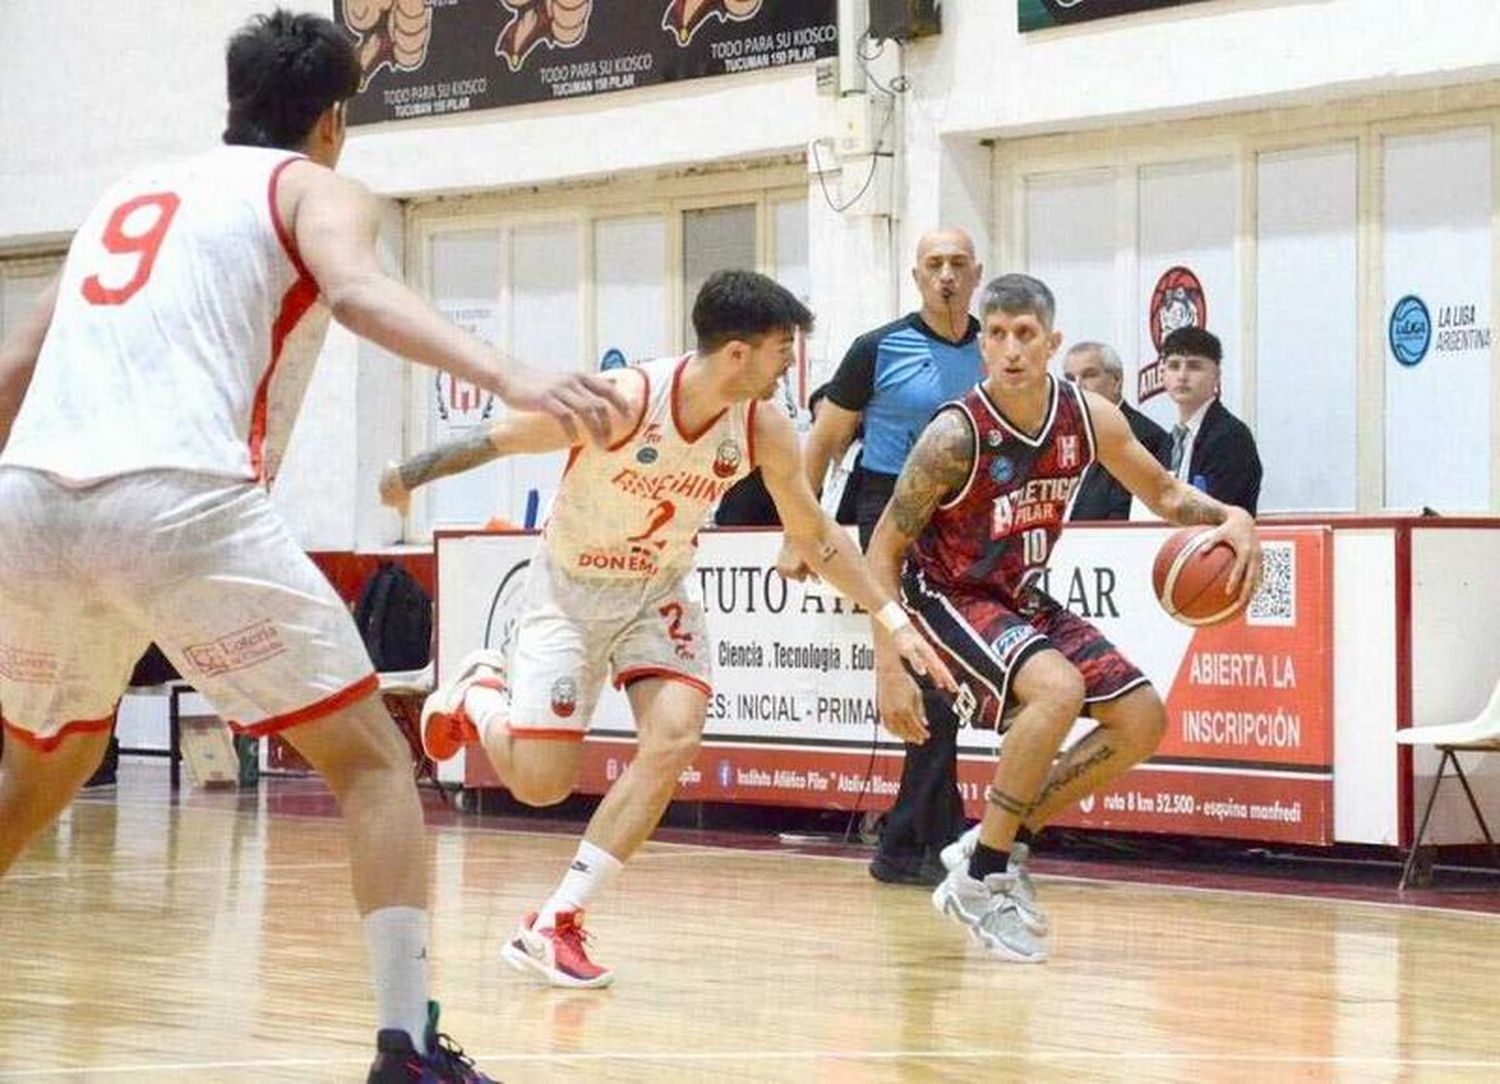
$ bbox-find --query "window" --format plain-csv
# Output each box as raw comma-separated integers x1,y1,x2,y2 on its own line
1000,99,1500,514
0,257,61,340
406,172,807,536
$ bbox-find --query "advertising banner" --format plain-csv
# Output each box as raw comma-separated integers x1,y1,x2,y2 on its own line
333,0,838,125
437,524,1333,843
1019,0,1215,33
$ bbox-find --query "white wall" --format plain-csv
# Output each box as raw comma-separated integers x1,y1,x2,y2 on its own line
927,0,1500,141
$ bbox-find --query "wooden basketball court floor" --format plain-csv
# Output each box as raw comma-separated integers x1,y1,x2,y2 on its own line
5,763,1500,1083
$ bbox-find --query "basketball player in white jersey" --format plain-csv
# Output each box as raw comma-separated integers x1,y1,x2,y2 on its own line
379,270,957,988
0,11,626,1083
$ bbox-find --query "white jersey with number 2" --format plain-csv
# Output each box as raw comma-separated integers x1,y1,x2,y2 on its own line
543,354,758,590
2,145,330,485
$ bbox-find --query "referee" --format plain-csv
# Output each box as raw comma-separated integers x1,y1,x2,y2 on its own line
780,227,984,885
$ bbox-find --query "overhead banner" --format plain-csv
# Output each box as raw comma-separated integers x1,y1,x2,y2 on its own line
1019,0,1215,33
334,0,838,125
438,524,1334,844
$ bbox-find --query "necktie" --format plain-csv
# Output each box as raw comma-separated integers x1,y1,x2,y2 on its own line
1169,424,1189,475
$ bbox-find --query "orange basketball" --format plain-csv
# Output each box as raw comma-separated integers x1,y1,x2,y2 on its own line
1152,526,1247,627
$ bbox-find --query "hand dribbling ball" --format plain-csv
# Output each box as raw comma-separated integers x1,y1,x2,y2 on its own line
1152,526,1249,627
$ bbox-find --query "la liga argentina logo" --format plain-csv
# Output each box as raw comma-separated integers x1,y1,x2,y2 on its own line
1388,294,1431,367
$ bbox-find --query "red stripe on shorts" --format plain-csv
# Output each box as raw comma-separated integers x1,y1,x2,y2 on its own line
229,673,379,738
613,667,711,697
1,712,116,754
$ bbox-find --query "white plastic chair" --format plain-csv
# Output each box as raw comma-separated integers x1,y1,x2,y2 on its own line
1395,675,1500,888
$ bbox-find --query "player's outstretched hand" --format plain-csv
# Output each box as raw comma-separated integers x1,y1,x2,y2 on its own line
891,624,956,693
877,663,929,744
504,365,632,445
379,461,410,515
773,539,814,583
1202,507,1262,605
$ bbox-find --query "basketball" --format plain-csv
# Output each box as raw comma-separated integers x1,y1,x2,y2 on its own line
1152,526,1247,626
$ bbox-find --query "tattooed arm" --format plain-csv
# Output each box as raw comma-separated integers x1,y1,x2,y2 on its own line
379,367,645,515
1088,390,1262,601
863,406,976,741
865,406,975,609
757,405,955,700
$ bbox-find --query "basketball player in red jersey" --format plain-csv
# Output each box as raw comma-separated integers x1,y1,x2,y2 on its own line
0,11,625,1082
866,273,1261,961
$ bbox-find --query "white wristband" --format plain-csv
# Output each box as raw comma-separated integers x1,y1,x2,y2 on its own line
876,600,910,634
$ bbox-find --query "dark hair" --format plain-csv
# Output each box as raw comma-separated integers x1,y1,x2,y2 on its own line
692,270,814,353
1161,326,1222,363
979,273,1056,328
223,10,360,150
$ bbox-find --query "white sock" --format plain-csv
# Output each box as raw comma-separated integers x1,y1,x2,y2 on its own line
537,840,622,927
362,906,430,1051
463,685,509,740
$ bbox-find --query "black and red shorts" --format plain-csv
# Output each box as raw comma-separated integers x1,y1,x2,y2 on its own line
900,565,1149,731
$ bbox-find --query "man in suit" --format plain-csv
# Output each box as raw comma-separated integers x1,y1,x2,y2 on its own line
1063,342,1169,521
1161,327,1262,515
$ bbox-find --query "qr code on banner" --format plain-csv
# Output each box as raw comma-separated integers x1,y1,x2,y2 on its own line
1247,540,1295,626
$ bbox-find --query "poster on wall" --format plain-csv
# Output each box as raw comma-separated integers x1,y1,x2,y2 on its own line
431,301,500,440
1135,157,1238,429
437,525,1334,844
333,0,838,125
1019,0,1216,33
1383,128,1493,512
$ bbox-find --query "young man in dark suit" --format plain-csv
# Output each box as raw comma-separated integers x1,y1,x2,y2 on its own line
1161,327,1262,515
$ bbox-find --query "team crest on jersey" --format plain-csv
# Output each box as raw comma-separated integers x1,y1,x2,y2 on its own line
990,456,1016,484
550,677,578,718
1058,436,1080,470
712,439,742,478
637,446,660,464
985,429,1004,449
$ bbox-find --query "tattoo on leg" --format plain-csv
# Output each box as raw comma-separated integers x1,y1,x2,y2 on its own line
1035,744,1116,806
985,785,1030,817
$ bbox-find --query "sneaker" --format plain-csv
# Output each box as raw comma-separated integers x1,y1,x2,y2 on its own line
501,910,614,989
931,867,1048,963
940,827,1048,935
366,1000,498,1082
420,649,506,762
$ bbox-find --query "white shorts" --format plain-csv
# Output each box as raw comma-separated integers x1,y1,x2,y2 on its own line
503,552,712,740
0,468,376,752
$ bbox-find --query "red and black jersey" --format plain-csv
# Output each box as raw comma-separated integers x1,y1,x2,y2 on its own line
908,375,1096,601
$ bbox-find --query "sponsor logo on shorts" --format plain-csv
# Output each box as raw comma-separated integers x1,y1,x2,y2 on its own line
551,676,578,718
712,439,742,478
953,682,978,727
990,623,1035,662
0,644,59,684
184,619,287,678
